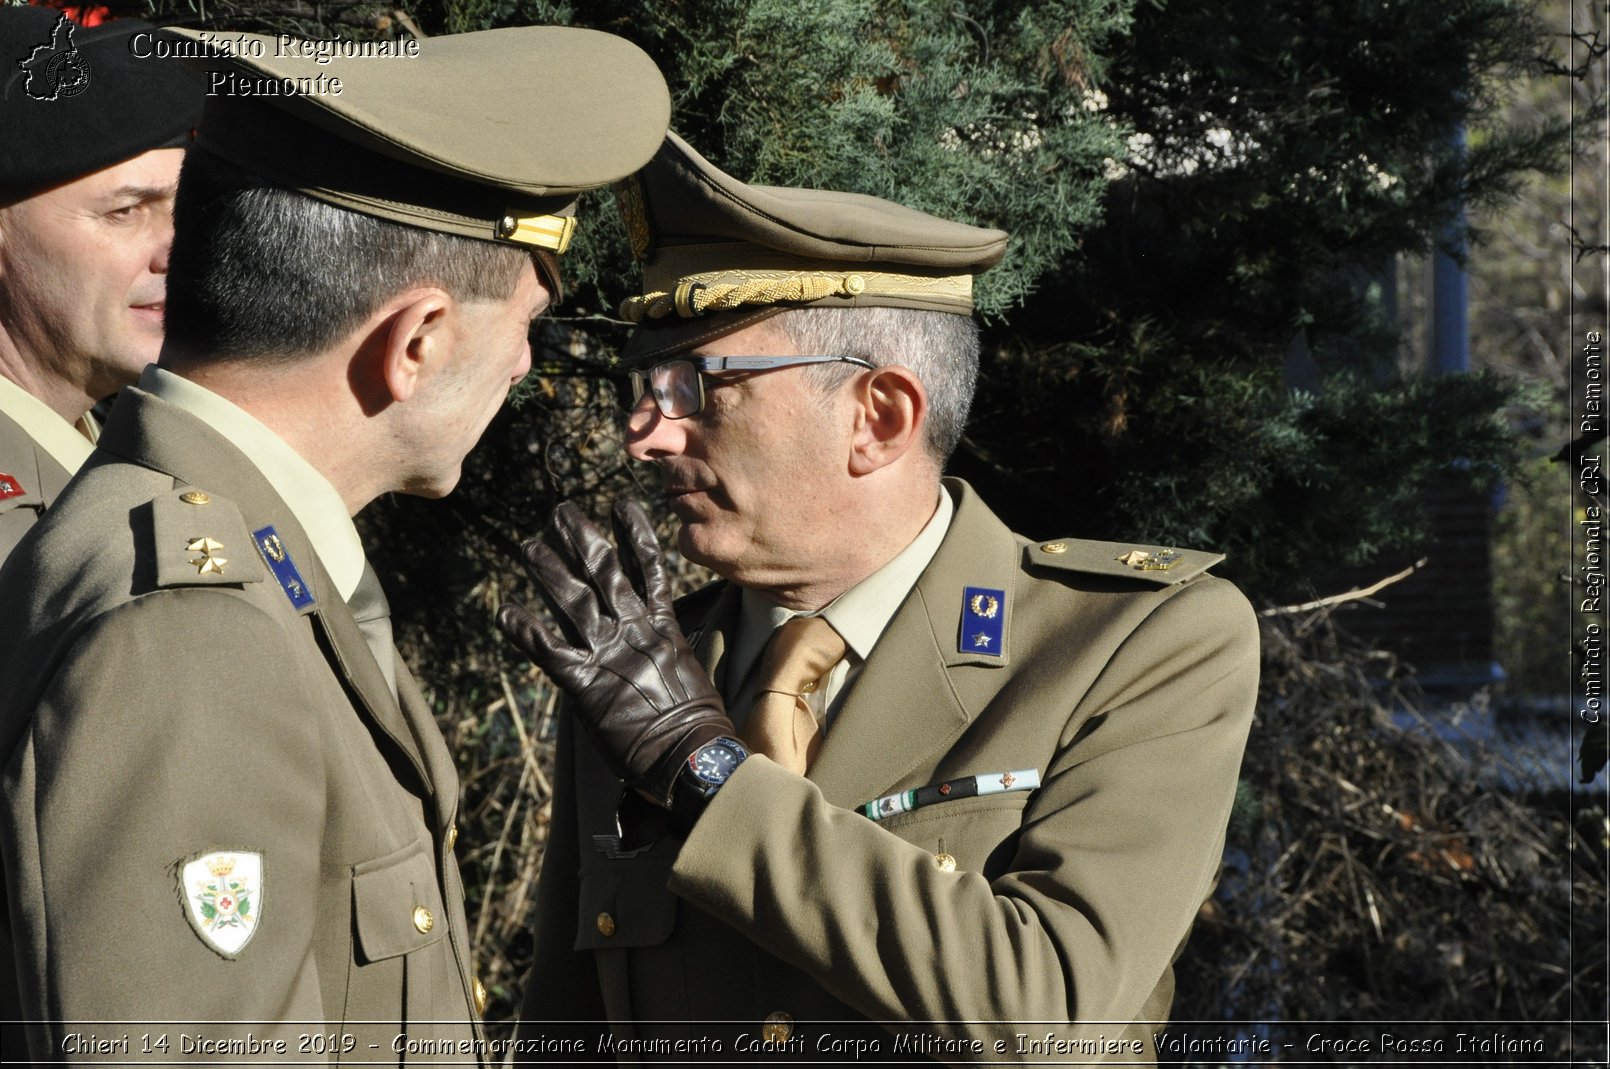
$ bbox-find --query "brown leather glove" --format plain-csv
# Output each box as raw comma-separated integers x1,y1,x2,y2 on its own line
497,500,734,807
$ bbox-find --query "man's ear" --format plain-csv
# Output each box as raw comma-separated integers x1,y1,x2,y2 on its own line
375,289,453,404
848,365,927,476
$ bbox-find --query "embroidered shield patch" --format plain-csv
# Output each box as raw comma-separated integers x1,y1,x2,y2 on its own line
179,851,263,958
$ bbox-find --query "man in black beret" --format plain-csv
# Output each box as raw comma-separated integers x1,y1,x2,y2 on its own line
0,7,203,563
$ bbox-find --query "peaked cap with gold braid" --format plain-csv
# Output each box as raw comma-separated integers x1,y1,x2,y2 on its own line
617,132,1008,364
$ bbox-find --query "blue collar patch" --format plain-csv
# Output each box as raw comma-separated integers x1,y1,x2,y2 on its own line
252,525,315,610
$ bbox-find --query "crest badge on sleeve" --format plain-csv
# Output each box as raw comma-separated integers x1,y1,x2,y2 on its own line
179,850,263,958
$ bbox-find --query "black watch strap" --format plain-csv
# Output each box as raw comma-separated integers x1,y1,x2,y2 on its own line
669,737,748,835
668,779,711,837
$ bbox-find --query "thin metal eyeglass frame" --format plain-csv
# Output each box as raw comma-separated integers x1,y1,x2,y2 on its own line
627,355,877,419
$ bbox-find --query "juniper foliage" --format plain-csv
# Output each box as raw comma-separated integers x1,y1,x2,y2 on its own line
946,0,1567,596
427,0,1562,599
450,0,1133,323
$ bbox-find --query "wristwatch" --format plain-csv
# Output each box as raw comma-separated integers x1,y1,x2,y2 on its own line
670,736,750,833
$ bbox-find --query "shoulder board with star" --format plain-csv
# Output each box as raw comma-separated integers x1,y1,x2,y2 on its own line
149,486,265,590
1022,538,1225,586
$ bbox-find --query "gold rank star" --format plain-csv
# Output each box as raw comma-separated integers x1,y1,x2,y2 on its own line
186,537,227,575
1116,548,1181,571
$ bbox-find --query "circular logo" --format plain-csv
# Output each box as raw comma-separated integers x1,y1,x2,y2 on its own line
46,52,90,99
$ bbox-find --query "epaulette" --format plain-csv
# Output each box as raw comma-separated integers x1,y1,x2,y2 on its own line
149,485,266,591
1022,537,1225,586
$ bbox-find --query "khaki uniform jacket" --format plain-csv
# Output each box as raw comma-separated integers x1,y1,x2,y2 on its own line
0,388,482,1064
518,480,1258,1064
0,407,73,567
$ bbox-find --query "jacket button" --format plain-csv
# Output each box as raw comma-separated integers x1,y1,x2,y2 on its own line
933,852,957,872
473,976,488,1015
596,912,616,937
446,823,458,851
761,1011,793,1043
412,905,434,933
1040,542,1067,554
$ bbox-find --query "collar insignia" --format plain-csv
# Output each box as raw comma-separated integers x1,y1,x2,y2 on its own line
960,585,1006,658
253,525,314,609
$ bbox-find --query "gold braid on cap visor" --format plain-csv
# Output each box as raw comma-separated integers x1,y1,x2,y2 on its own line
618,268,972,322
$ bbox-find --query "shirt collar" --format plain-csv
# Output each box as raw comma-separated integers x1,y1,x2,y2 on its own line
140,365,366,600
732,486,955,676
821,487,954,658
0,372,95,475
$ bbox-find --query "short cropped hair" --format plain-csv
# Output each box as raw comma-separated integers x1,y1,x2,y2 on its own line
769,305,979,465
165,149,528,361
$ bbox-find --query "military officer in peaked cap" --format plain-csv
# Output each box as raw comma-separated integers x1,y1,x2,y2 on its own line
0,26,669,1062
500,132,1259,1061
0,7,203,564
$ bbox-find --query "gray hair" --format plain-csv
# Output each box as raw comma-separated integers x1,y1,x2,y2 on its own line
165,149,528,362
769,305,979,465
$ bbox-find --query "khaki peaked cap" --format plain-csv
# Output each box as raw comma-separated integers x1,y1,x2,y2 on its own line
176,26,670,251
618,132,1009,364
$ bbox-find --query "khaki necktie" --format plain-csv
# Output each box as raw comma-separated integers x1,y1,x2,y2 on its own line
743,616,846,774
347,563,399,701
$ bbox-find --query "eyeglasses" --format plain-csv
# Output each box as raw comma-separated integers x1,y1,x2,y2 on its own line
626,355,876,419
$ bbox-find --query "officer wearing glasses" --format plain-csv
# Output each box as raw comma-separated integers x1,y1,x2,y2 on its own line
630,354,874,421
501,132,1258,1060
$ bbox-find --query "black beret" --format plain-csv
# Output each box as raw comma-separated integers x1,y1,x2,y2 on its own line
0,9,203,196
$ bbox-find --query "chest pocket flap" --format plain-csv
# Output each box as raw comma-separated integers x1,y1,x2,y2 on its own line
874,792,1033,878
575,842,679,951
352,840,447,963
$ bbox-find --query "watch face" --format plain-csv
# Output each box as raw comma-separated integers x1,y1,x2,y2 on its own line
689,741,742,786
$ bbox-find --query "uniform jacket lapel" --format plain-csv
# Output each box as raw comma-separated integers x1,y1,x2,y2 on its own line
304,555,433,795
0,410,70,506
679,481,1023,810
0,410,73,557
686,582,741,694
396,661,456,825
97,388,433,795
808,480,1021,809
